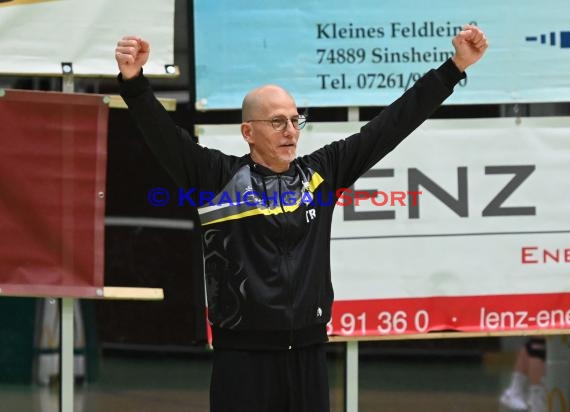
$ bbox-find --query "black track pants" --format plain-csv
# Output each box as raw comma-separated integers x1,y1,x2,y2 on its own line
210,344,330,412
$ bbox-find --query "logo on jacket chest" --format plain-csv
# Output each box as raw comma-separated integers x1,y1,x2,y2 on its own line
305,208,317,223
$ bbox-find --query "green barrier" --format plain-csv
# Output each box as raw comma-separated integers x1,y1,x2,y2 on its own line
0,298,36,384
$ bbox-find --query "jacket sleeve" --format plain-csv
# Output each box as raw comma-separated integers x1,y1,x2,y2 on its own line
305,58,465,190
118,71,233,193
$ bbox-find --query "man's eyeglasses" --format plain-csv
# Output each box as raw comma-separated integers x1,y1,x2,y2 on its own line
246,115,307,131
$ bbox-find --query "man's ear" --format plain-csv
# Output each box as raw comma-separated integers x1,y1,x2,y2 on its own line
241,122,253,144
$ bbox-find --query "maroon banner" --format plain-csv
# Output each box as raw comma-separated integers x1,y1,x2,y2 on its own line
0,89,108,298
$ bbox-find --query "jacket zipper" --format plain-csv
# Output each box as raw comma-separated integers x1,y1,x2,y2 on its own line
277,174,295,350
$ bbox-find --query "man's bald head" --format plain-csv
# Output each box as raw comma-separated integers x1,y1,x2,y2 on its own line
241,85,296,122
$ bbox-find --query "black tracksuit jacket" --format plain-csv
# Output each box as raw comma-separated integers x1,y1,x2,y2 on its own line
119,58,465,350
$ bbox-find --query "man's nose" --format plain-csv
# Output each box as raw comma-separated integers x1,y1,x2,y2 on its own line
283,119,297,134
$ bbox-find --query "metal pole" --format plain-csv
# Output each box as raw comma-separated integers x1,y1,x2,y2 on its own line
345,341,359,412
59,298,74,412
60,71,75,412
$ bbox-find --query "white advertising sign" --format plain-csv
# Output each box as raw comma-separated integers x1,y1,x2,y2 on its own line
198,117,570,336
0,0,175,76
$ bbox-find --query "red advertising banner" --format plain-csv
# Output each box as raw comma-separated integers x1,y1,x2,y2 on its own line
329,293,570,338
0,89,108,297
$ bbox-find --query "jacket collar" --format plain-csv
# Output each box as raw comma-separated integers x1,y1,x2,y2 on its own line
246,154,297,177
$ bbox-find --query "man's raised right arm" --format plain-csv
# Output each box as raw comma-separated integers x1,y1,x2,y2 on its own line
115,36,216,190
